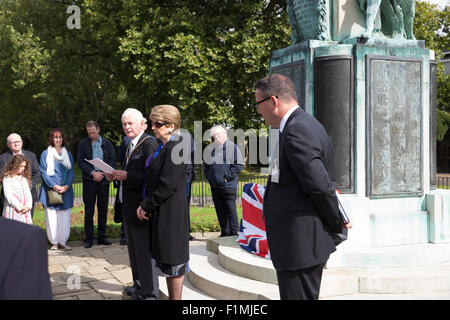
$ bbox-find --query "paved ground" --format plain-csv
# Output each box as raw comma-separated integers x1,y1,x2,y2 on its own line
49,233,220,300
48,233,450,300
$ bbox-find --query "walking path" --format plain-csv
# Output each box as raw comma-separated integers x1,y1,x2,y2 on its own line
48,233,450,300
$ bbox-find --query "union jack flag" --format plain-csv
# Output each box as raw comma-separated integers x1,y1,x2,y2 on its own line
238,183,270,259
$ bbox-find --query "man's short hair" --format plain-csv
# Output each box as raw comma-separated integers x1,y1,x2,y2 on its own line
121,108,147,123
254,73,298,102
86,120,99,128
6,133,22,144
211,125,227,138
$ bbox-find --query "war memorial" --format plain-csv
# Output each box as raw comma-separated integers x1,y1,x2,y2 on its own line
266,0,450,274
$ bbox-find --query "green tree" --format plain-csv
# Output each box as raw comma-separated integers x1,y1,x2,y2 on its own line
414,1,450,141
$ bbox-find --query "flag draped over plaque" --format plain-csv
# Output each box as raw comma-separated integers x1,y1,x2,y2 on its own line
238,183,270,259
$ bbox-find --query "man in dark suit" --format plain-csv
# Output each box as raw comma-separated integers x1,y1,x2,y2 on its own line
254,74,351,300
0,133,40,217
0,217,52,299
204,126,244,237
106,108,159,300
77,121,116,248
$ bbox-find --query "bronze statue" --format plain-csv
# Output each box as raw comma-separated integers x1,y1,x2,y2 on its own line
358,0,415,39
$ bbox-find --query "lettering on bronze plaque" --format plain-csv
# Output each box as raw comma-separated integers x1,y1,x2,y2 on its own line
271,60,305,109
430,61,437,189
366,55,423,197
314,56,354,193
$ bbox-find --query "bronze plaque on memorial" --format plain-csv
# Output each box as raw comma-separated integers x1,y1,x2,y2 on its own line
315,56,354,193
430,61,437,189
271,60,305,109
366,55,423,198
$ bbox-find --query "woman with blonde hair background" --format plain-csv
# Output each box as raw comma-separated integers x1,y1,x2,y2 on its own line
136,105,189,300
1,154,33,225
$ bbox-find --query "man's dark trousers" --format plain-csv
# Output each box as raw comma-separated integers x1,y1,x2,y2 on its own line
123,222,158,298
211,187,238,237
83,179,109,242
276,263,326,300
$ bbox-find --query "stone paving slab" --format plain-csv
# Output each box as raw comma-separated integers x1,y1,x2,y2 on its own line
47,233,218,300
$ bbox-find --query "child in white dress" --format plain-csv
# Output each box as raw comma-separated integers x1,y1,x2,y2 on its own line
1,154,33,225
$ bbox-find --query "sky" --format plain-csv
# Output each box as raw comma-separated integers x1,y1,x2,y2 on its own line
420,0,449,10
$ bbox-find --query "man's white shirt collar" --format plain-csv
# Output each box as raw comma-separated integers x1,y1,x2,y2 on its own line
131,131,145,150
279,105,300,133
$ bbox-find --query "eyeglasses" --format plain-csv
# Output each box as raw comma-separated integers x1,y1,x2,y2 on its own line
52,136,63,140
254,96,278,108
152,121,169,128
9,140,22,145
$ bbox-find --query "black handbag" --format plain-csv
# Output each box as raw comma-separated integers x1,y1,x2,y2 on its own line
332,195,350,246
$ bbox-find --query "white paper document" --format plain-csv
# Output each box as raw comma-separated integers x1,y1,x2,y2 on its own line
84,158,114,174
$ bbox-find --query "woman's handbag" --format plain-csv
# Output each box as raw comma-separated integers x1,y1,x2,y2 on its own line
47,189,64,205
46,166,67,206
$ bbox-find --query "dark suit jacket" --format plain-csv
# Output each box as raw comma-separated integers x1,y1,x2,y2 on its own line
263,108,342,271
121,133,158,228
0,217,52,299
77,136,116,185
0,149,40,201
140,137,189,265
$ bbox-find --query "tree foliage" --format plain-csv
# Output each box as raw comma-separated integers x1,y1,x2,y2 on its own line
414,1,450,141
0,0,289,155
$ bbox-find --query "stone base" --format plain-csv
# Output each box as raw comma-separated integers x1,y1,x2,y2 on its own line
341,36,425,48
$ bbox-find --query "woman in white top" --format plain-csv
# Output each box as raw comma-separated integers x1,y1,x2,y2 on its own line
39,128,75,251
1,154,33,225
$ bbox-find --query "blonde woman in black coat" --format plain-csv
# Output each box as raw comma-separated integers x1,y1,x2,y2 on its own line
137,105,189,300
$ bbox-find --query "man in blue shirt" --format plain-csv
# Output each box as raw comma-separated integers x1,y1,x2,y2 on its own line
77,121,116,248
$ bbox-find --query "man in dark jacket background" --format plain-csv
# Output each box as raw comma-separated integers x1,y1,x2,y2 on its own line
77,121,116,248
204,125,243,237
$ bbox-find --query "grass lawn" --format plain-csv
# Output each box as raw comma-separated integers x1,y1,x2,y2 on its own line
32,204,243,242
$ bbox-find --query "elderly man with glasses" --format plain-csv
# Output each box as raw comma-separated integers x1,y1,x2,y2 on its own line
0,133,40,218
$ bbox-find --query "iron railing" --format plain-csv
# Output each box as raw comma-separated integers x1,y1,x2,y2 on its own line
36,174,449,208
36,175,269,208
437,175,450,190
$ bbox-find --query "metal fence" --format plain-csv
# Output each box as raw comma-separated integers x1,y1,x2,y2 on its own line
438,175,450,190
36,175,269,208
37,174,449,208
190,175,268,207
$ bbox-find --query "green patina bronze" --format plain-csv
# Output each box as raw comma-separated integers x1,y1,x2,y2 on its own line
287,0,416,43
287,0,330,43
358,0,416,40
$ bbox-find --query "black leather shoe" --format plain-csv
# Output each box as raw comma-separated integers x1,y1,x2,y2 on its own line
84,240,93,249
120,239,127,245
98,238,112,245
123,284,138,297
128,292,156,300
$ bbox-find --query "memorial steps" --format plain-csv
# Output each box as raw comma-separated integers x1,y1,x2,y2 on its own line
175,237,450,300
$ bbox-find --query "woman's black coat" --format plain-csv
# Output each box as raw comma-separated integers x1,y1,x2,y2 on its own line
140,137,189,265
